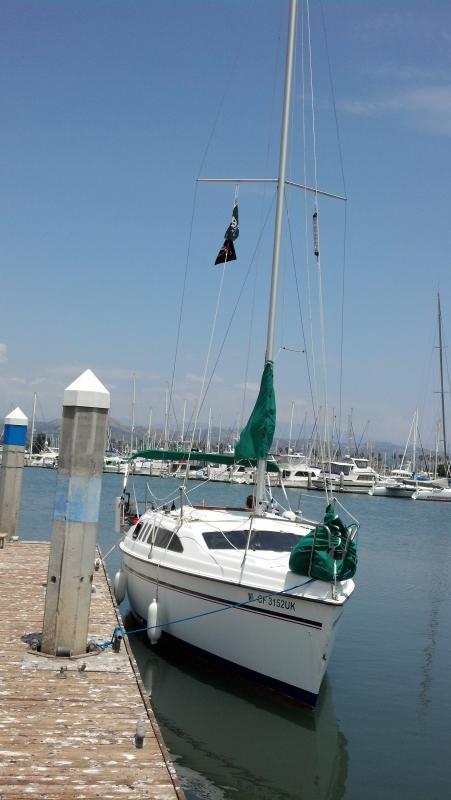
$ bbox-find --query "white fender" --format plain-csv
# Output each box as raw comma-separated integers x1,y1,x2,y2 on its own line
147,598,161,645
113,569,127,604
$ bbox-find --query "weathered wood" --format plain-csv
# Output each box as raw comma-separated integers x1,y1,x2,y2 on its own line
0,540,185,799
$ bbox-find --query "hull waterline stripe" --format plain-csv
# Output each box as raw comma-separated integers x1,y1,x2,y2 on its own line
124,563,323,631
120,542,346,608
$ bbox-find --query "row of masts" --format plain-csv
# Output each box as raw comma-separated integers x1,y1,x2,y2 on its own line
24,379,449,476
106,412,450,474
437,292,448,472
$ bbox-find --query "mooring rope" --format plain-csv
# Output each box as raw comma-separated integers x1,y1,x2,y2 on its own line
98,578,317,650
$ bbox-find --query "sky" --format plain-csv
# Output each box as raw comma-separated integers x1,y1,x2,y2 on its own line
1,0,450,451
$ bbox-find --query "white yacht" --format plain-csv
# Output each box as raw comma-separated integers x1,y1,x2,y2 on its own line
168,461,206,480
387,465,447,490
204,464,231,482
205,463,255,484
313,456,379,494
229,464,255,484
28,447,59,469
103,454,129,473
117,501,356,707
370,460,447,498
412,486,451,502
370,478,416,499
278,463,322,489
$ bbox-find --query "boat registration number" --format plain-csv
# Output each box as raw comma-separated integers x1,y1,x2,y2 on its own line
248,592,296,611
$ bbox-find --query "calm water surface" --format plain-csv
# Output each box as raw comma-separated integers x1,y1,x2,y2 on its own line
18,469,451,799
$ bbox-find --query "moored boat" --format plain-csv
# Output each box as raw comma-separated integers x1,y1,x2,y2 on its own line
370,480,416,498
313,456,379,494
119,502,356,706
412,486,451,502
115,0,358,707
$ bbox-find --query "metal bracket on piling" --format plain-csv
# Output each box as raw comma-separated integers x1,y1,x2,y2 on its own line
111,626,123,653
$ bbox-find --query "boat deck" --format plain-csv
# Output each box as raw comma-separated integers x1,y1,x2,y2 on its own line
0,539,184,799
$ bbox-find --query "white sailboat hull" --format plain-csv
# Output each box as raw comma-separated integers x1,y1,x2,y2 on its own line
313,477,376,494
370,482,416,498
413,487,451,502
122,548,348,706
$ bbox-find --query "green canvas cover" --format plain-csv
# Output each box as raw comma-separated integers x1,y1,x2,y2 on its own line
130,449,279,472
235,362,276,462
289,503,357,582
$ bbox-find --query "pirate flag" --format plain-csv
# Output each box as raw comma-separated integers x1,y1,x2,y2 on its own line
215,203,239,265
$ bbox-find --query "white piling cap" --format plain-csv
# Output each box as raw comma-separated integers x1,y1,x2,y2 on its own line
64,369,110,410
5,407,28,426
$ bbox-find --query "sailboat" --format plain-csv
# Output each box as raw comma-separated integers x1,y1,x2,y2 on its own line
414,293,451,502
371,412,425,498
115,0,358,707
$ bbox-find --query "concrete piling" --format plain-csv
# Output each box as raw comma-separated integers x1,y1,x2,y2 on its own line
41,369,110,656
0,407,28,540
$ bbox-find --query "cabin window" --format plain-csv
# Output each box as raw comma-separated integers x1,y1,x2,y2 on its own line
137,522,151,541
132,522,144,540
329,464,351,476
154,527,184,553
202,529,299,552
203,530,248,549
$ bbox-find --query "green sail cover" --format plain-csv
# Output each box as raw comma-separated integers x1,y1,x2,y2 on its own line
235,362,276,462
289,503,358,582
130,449,279,472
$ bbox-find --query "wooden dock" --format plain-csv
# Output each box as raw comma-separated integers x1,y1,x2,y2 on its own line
0,540,185,799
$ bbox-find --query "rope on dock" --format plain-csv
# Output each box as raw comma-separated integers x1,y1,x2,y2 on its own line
97,625,125,651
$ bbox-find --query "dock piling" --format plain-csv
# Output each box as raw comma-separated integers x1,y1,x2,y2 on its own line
41,369,110,656
0,406,28,540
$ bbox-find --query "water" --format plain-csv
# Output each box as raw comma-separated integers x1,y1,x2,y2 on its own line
17,469,451,799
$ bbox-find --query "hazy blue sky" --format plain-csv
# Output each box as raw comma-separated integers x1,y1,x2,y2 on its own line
1,1,450,449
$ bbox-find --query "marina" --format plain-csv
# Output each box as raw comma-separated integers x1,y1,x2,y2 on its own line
10,467,451,800
1,1,451,798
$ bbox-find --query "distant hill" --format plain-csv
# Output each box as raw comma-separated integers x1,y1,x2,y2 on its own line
30,417,139,439
27,418,407,458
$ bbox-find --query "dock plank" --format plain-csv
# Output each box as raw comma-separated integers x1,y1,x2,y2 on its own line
0,541,184,800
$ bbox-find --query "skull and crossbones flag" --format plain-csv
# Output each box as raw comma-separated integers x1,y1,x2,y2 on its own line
215,203,239,265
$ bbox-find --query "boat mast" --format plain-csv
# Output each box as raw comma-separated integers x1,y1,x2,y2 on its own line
288,400,295,455
255,0,298,510
29,391,37,461
206,407,212,453
164,388,169,449
437,292,448,475
147,407,152,449
218,415,222,452
434,422,439,479
181,399,186,446
413,409,417,476
130,373,136,455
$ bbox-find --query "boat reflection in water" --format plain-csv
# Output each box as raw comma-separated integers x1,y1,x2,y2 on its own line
126,617,348,800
